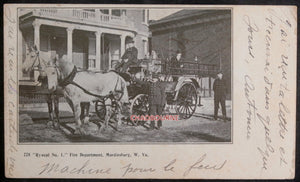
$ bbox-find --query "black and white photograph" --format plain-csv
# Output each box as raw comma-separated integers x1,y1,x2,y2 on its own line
5,4,297,179
18,7,232,143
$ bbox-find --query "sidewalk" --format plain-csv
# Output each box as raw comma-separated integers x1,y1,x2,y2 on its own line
19,102,74,119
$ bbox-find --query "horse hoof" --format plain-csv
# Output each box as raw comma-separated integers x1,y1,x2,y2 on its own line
83,117,90,124
117,120,122,126
47,121,54,128
98,125,106,133
74,130,81,135
74,127,87,135
80,128,87,135
53,122,60,129
97,128,103,134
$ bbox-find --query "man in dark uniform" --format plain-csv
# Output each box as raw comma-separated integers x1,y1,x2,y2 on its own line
170,50,183,82
148,75,166,130
213,71,227,121
116,40,138,73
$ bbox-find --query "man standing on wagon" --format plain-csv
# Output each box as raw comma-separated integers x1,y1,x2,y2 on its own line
213,71,227,122
170,50,184,82
116,40,138,73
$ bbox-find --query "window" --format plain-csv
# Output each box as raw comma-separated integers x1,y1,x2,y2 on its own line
100,9,109,14
88,58,96,69
112,9,121,16
142,9,148,24
142,10,146,23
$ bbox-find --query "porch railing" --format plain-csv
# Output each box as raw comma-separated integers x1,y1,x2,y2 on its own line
34,9,131,27
72,9,96,19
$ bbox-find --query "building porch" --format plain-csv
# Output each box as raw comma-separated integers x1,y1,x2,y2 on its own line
19,18,135,82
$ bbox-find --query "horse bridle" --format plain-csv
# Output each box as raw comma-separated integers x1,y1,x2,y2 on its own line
52,64,63,83
30,51,42,72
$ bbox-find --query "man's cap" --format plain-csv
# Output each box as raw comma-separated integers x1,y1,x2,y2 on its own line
217,70,223,74
176,50,182,54
128,40,134,43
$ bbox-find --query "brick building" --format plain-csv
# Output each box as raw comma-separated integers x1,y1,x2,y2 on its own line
149,9,231,97
18,8,150,85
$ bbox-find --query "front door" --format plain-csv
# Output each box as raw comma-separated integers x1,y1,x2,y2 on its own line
51,36,67,58
73,34,88,70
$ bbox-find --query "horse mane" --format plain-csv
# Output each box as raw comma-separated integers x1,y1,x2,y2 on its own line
40,56,51,68
57,59,76,77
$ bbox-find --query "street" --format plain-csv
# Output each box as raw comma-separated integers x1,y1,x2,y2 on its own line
19,98,231,143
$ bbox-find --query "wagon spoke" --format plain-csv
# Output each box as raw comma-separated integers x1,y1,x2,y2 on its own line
177,105,184,114
186,106,190,115
183,106,189,117
183,107,188,118
130,94,149,119
186,106,191,115
187,105,194,113
180,106,185,113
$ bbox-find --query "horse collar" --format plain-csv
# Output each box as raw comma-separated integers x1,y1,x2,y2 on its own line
58,66,77,87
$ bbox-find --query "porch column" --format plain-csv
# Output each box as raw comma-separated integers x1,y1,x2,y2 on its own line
32,21,41,50
121,10,126,20
66,27,74,62
32,21,41,82
109,9,112,20
120,34,126,57
95,31,102,71
95,9,100,18
209,76,212,97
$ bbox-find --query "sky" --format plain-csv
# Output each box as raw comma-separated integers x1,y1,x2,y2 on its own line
148,9,181,21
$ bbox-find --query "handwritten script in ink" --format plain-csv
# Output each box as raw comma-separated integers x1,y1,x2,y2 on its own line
5,6,18,177
37,153,227,177
243,8,293,172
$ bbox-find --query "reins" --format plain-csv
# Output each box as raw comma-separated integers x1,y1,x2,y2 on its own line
30,50,125,102
54,65,118,101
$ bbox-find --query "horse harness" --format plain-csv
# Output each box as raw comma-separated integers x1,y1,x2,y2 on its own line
31,51,42,71
54,65,124,102
32,52,51,87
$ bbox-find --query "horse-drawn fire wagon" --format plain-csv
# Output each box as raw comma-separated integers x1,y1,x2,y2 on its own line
94,57,219,126
21,46,219,133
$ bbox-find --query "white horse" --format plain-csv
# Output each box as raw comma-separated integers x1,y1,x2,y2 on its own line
45,58,129,134
23,46,129,134
22,45,61,128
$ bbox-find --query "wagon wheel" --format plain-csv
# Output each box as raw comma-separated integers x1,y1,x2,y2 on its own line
95,100,106,121
175,83,197,119
130,94,149,125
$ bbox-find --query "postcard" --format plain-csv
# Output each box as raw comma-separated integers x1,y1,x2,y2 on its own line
4,4,297,179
